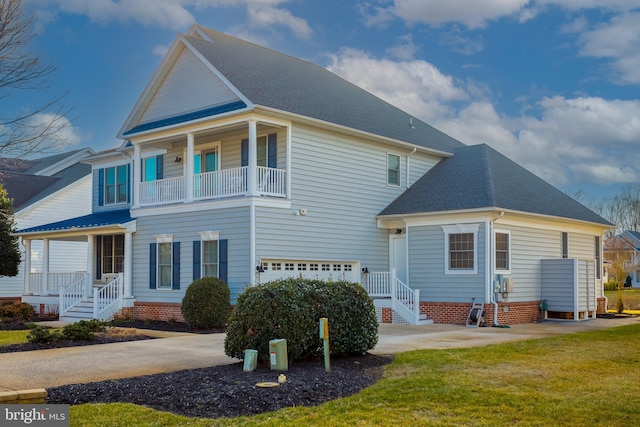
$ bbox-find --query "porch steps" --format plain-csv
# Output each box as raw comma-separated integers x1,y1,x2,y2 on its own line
59,298,95,322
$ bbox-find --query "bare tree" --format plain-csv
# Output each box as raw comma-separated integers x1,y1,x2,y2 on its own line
0,0,70,158
604,235,638,313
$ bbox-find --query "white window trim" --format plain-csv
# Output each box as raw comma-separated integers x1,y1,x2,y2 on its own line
198,230,220,241
198,230,220,279
387,153,401,187
442,224,479,275
103,164,129,206
154,234,173,290
494,229,512,274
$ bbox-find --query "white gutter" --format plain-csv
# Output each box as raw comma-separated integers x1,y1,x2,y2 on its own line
250,200,256,286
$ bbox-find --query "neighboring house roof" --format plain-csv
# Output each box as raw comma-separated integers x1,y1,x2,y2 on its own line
0,149,94,212
379,144,613,226
122,25,465,155
16,210,134,234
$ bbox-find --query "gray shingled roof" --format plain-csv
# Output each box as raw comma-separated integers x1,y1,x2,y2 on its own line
380,144,612,226
181,27,464,154
0,151,92,211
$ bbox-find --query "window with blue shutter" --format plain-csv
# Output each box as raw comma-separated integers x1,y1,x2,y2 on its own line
172,241,180,290
193,241,201,281
219,239,228,284
98,169,104,206
149,243,157,289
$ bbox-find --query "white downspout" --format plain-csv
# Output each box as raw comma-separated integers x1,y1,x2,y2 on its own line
489,212,504,326
250,201,256,286
406,147,417,188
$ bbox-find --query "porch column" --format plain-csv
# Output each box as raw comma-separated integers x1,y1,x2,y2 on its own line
247,120,258,196
42,238,49,292
185,133,194,203
86,235,95,295
124,231,133,298
133,144,141,208
22,239,31,295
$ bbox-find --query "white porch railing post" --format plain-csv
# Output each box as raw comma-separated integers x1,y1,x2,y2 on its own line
93,286,99,318
23,239,31,295
247,120,257,196
414,289,420,324
42,238,49,292
133,144,141,208
186,133,194,203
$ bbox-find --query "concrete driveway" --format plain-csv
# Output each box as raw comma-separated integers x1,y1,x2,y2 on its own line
1,316,639,391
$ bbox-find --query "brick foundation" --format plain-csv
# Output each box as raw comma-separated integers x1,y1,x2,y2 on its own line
381,307,392,323
132,302,185,323
419,300,542,326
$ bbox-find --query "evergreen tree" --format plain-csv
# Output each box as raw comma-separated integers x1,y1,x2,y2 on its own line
0,184,20,276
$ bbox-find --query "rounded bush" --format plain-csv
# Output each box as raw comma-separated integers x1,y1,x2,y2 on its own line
224,278,378,362
182,277,230,329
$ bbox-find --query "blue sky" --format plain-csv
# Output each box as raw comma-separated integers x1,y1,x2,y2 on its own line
10,0,640,201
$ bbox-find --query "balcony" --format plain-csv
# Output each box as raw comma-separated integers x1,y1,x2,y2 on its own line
137,166,286,207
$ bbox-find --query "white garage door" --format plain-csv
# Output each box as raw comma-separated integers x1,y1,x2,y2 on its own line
258,259,359,283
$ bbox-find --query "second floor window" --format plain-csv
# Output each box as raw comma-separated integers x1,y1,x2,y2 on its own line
388,154,400,186
105,165,128,204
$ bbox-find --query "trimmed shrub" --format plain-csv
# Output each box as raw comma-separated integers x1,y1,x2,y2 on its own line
224,278,378,363
0,302,35,320
62,320,106,340
27,326,63,344
182,277,230,329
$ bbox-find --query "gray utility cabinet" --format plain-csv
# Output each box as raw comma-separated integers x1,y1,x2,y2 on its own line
541,259,597,321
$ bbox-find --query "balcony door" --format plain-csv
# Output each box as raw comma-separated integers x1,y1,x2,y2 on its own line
194,144,220,198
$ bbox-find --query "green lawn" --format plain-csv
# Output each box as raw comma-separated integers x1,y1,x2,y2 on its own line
0,329,30,346
605,288,640,310
67,324,640,426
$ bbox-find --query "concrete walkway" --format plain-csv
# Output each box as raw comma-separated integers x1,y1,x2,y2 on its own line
1,316,639,391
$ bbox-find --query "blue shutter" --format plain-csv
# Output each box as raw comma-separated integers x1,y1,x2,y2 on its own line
149,243,157,289
193,241,201,281
219,239,228,284
96,236,102,280
241,139,248,167
172,241,180,290
268,133,277,168
156,155,163,180
98,169,104,206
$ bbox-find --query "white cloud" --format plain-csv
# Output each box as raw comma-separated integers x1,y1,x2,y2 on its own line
152,44,170,57
575,12,640,84
27,0,312,37
385,34,419,60
327,50,640,188
26,112,88,150
327,48,468,122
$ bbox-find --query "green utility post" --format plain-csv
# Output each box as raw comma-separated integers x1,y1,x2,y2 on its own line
319,317,330,372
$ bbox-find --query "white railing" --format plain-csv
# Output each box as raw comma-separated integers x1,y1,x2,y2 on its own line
362,272,392,297
362,269,422,324
391,275,421,325
257,166,286,197
28,272,86,295
94,273,124,321
194,167,247,200
59,273,90,317
139,176,186,205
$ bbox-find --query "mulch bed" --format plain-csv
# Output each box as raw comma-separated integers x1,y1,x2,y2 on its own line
47,354,392,419
2,318,392,419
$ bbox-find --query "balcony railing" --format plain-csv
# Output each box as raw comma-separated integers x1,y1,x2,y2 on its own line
138,166,286,207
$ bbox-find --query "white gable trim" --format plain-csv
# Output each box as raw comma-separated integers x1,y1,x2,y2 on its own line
118,35,253,139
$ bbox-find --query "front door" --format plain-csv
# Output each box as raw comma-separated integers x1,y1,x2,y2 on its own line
98,234,124,281
390,234,407,284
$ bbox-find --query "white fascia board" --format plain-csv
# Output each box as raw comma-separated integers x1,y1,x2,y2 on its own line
117,35,190,139
118,36,254,141
378,207,613,234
